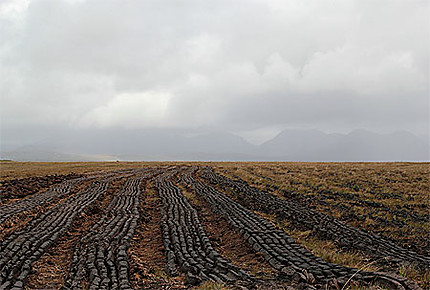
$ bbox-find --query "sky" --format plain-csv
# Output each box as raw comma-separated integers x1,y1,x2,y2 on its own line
1,0,429,146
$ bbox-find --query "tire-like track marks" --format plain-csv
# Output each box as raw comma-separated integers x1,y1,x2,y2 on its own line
155,169,250,286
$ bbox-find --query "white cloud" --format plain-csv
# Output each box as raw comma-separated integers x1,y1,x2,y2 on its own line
0,0,29,19
79,91,171,128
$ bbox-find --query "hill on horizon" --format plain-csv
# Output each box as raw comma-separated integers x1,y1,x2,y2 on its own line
1,128,428,162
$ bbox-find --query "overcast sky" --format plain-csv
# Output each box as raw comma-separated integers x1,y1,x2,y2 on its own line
1,0,429,145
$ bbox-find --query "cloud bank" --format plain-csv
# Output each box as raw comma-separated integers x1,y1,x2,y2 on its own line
1,0,428,147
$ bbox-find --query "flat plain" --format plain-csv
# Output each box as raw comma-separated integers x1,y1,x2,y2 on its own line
0,161,428,289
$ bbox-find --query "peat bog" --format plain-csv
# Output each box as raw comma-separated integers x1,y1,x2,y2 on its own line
0,162,428,289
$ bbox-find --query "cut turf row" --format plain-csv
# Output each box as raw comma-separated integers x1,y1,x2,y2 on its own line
0,174,83,203
0,172,132,290
0,176,89,225
239,166,429,256
63,170,153,290
0,171,120,226
24,174,125,289
201,167,430,269
184,167,421,290
179,179,279,282
128,181,188,289
155,168,250,286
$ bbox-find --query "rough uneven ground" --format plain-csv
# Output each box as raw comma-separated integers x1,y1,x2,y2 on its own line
0,161,428,289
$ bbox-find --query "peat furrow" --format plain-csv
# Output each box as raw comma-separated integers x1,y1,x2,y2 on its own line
128,180,187,289
155,169,250,286
183,169,421,290
0,173,131,290
0,176,93,225
0,171,122,225
0,174,82,203
201,167,430,269
179,179,278,281
63,169,158,290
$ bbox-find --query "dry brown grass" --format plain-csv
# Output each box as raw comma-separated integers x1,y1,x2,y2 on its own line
195,281,232,289
180,184,278,280
0,161,165,180
2,162,429,288
256,211,380,272
25,177,127,289
129,183,187,289
212,162,430,288
214,162,429,254
0,180,92,240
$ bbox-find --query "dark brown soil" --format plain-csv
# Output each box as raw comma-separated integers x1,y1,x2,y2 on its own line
180,184,278,281
129,184,187,289
1,163,427,290
25,177,127,289
0,179,93,241
0,173,82,204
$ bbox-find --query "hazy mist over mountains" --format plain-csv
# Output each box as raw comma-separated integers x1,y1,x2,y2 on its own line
2,128,428,162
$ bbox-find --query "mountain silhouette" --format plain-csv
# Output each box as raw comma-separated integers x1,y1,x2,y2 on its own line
2,128,428,161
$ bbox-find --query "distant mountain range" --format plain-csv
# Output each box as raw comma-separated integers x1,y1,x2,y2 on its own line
259,129,429,161
1,128,428,161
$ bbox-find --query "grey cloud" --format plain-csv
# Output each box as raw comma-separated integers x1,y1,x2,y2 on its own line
0,0,428,150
